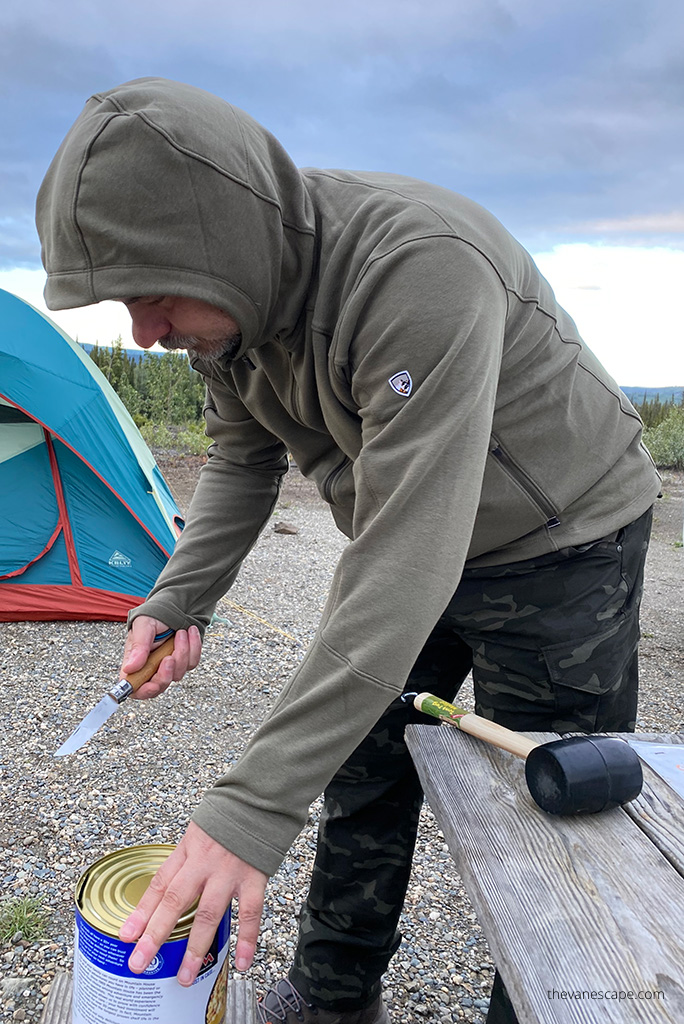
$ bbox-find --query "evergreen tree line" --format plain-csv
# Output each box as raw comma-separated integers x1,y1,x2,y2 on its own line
632,392,684,429
631,394,684,468
89,338,205,425
88,340,684,468
91,339,679,432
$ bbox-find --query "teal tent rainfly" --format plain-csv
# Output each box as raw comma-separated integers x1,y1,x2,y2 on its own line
0,288,184,620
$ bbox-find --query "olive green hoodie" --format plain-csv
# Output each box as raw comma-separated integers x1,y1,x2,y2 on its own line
37,78,659,874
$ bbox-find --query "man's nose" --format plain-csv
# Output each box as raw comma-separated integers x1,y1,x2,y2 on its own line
129,307,172,349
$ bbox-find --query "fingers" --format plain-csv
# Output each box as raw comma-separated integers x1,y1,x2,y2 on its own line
233,880,265,972
119,823,268,987
179,865,266,985
121,615,161,674
130,628,184,700
118,857,182,954
176,876,262,985
121,617,202,700
119,841,195,957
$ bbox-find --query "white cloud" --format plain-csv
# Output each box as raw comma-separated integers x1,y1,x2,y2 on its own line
533,244,684,386
0,267,134,348
2,244,682,388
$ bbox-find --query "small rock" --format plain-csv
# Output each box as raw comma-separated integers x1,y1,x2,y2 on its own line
1,978,26,998
274,522,299,535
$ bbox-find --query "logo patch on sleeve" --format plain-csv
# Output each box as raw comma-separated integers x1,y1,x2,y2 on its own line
388,370,413,397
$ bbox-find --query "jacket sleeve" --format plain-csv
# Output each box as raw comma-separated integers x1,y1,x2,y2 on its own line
129,373,289,634
192,237,510,874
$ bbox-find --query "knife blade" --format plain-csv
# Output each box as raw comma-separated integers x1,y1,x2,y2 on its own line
54,634,176,757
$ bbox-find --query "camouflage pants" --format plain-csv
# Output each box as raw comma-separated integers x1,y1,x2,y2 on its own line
289,508,652,1020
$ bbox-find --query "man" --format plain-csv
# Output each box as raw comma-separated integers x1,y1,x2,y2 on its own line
36,78,660,1024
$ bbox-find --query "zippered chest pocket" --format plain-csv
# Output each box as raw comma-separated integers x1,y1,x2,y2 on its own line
489,437,561,529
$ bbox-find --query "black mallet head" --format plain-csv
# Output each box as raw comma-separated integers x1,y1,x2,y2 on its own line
525,735,643,815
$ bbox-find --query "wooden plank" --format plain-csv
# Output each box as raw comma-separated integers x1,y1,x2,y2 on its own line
225,975,258,1023
406,723,684,1024
39,971,257,1023
39,972,71,1024
621,733,684,875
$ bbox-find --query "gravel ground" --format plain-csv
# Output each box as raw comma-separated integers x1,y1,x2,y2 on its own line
1,458,682,1024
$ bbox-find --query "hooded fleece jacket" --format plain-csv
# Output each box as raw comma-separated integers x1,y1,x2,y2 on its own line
37,79,660,876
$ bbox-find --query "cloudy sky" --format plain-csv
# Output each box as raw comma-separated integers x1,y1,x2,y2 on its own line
1,0,682,385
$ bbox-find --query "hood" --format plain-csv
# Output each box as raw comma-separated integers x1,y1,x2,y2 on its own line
36,78,316,354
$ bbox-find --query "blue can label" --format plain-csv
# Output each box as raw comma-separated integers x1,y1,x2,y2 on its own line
72,908,231,1024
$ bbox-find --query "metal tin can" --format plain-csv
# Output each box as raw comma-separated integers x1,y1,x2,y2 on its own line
73,844,231,1024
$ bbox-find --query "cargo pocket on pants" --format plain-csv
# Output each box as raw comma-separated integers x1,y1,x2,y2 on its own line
541,612,641,732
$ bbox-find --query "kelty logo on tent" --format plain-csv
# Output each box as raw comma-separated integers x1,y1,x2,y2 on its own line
108,551,132,568
388,371,413,397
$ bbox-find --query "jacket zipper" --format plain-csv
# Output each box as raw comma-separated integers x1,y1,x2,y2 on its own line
489,438,561,528
322,457,351,504
290,376,302,422
285,349,304,422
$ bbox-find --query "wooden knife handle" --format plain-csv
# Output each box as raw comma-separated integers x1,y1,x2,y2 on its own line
122,636,176,693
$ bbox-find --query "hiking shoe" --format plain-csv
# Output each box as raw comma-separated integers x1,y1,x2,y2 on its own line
257,979,390,1023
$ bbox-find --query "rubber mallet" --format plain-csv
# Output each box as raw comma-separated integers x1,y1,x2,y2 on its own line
411,692,643,815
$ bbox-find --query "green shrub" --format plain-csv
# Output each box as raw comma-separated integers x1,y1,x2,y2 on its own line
139,422,177,451
643,407,684,469
139,421,209,456
0,895,50,944
177,421,210,455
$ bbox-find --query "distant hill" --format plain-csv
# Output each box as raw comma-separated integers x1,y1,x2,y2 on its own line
620,386,683,404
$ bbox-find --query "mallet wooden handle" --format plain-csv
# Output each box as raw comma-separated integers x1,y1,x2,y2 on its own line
413,692,538,759
120,636,177,693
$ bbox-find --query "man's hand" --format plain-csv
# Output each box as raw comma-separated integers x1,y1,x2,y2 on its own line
119,822,267,985
121,615,202,699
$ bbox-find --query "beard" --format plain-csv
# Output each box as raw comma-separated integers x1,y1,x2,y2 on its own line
159,329,243,365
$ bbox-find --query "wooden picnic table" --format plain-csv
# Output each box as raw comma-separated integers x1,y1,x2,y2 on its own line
405,725,684,1024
